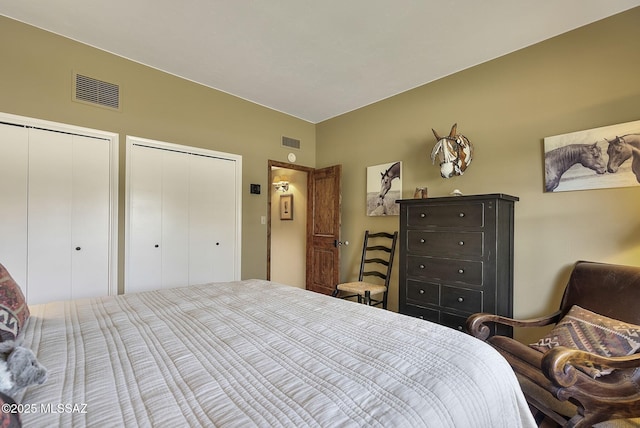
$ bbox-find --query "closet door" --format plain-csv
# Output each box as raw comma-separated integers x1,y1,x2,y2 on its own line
188,155,237,284
27,129,111,303
128,144,163,292
27,129,73,302
128,145,191,291
0,123,28,286
0,114,117,305
71,134,111,299
160,149,189,288
126,139,240,293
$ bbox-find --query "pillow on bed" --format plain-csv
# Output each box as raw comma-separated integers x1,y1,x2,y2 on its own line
0,391,21,427
530,305,640,378
0,264,29,342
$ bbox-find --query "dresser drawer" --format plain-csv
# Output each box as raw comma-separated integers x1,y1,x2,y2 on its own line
407,256,483,285
406,203,484,228
441,285,482,313
401,305,440,323
406,280,439,306
440,312,469,332
407,230,483,257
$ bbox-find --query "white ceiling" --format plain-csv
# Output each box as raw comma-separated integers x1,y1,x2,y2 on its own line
2,1,640,123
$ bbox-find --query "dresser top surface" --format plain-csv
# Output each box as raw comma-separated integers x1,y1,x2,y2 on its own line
397,193,519,205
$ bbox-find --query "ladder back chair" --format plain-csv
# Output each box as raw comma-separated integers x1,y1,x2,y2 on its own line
332,230,398,309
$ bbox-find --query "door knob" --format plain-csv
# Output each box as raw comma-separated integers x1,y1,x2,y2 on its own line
334,240,349,247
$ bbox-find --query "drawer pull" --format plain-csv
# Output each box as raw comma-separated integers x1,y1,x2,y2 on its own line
419,264,425,269
420,238,426,243
457,297,464,303
458,269,465,274
419,315,424,320
419,289,425,294
459,212,465,218
457,325,464,331
420,213,427,218
458,241,464,246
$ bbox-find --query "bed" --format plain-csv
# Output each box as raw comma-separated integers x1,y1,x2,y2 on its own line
14,279,535,427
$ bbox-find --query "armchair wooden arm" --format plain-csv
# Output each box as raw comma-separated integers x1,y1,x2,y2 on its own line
542,346,640,388
466,310,562,340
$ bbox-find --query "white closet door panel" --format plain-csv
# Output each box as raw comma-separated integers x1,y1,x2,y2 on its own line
189,155,237,284
128,145,162,292
27,129,73,304
161,150,189,289
0,123,28,286
71,135,111,299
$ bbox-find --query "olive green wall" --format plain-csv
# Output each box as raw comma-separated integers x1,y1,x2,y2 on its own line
316,8,640,342
0,16,316,289
3,9,640,343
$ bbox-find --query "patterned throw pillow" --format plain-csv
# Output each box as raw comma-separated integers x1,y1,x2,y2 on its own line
530,305,640,378
0,263,30,342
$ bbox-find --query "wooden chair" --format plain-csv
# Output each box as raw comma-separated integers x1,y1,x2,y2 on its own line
332,231,398,309
466,261,640,427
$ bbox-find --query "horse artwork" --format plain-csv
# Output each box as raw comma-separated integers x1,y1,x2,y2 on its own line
544,120,640,192
430,123,473,178
606,134,640,183
544,143,607,191
366,161,402,216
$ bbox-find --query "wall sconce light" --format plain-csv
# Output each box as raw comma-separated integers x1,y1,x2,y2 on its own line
272,175,289,192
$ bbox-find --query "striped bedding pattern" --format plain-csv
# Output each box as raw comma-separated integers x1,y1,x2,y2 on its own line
19,279,535,427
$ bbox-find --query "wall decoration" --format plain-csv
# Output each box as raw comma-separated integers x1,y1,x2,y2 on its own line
366,161,402,216
543,119,640,192
280,194,293,220
431,123,473,178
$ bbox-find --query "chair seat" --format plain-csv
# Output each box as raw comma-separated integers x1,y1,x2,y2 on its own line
336,281,387,295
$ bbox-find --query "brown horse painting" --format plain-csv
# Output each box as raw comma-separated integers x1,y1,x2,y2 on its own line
606,134,640,183
544,143,606,192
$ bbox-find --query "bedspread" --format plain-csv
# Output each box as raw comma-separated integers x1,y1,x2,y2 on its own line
19,279,535,427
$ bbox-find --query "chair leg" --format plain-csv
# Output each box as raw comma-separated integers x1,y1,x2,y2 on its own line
364,291,371,305
331,289,338,297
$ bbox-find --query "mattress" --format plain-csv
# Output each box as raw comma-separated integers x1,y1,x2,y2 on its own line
19,279,536,427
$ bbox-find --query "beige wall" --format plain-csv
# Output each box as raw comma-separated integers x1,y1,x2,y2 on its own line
2,8,640,343
0,16,316,289
316,8,640,342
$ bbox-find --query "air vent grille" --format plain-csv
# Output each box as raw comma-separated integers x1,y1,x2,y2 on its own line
74,73,120,110
282,136,300,149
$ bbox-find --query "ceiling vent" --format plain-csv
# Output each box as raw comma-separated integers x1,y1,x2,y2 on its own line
73,73,120,110
282,136,300,149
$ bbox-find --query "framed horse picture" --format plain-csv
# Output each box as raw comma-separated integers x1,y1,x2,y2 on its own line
544,119,640,192
366,161,402,216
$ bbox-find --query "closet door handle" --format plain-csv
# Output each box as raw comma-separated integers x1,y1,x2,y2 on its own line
75,247,81,251
154,244,159,248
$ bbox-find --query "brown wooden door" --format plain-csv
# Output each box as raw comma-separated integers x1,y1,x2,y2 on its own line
306,165,342,295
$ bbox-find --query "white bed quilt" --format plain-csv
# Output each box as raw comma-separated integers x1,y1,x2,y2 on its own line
19,279,535,427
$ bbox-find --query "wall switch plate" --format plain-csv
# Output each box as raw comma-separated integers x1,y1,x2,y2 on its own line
250,184,261,194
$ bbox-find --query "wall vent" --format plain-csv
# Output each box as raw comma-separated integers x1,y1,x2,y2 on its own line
73,73,120,110
282,136,300,149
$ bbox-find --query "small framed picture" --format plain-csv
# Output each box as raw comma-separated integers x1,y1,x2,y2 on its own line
280,194,293,220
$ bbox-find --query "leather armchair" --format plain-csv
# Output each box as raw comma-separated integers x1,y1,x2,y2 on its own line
466,261,640,427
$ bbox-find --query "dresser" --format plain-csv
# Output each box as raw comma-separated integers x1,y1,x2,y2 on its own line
398,194,518,336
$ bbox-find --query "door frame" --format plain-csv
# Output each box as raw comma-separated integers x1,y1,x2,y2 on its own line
267,160,313,282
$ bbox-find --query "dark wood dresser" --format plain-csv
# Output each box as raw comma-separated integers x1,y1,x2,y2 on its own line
398,194,518,336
